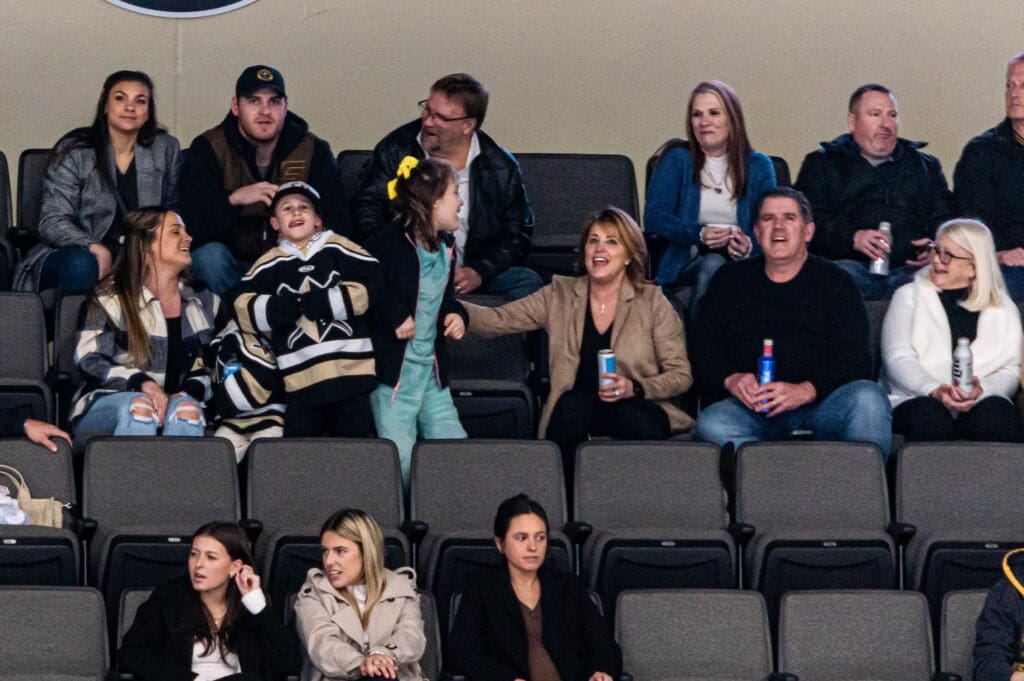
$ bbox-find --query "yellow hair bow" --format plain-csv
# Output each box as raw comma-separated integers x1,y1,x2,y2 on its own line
387,155,420,200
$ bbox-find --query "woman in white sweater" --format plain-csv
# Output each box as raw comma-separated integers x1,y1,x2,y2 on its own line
881,219,1023,441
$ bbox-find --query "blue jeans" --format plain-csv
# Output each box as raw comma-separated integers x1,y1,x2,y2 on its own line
1001,265,1024,303
478,266,543,300
190,242,250,295
73,391,206,438
694,380,892,459
39,246,99,298
834,259,915,301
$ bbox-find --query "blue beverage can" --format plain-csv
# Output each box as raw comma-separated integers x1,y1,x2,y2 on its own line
598,349,616,387
757,339,774,413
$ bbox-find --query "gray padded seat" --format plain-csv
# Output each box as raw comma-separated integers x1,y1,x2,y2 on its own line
897,443,1024,620
939,589,988,681
17,148,49,238
0,585,108,680
83,437,238,635
615,589,772,681
777,590,933,681
0,438,78,585
410,439,570,631
0,292,52,421
575,442,733,617
54,294,87,425
736,442,894,612
246,438,408,609
419,591,442,681
117,587,153,647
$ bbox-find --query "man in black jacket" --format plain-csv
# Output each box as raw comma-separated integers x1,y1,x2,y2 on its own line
353,73,542,300
954,52,1024,301
179,65,345,294
795,84,952,300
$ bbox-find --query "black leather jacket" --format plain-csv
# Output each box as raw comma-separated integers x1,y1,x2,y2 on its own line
353,120,534,281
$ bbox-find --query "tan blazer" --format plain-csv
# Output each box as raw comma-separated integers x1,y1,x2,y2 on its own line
294,567,426,681
465,275,693,437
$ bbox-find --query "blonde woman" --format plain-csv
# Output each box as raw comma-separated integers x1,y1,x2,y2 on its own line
881,218,1023,441
294,509,426,681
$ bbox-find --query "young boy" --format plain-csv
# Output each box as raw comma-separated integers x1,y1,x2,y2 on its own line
973,548,1024,680
234,181,381,436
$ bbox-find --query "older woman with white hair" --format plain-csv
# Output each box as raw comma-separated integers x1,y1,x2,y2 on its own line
881,218,1023,441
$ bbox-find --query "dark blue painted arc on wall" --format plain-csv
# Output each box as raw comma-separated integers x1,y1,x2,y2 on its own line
106,0,256,18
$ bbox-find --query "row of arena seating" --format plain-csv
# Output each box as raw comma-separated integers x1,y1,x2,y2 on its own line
0,584,991,681
2,437,1021,648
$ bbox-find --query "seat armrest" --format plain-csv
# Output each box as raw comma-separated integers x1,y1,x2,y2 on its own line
564,520,593,545
401,519,429,545
239,518,263,544
728,521,755,547
887,521,917,547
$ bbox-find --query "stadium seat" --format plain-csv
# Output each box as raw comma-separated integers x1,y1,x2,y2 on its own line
939,589,988,681
0,291,52,421
777,590,933,681
736,442,896,624
336,149,372,234
615,589,772,681
897,442,1024,628
0,150,12,289
82,436,239,639
54,293,86,426
16,148,49,239
116,587,152,648
770,155,792,187
0,437,78,586
0,585,108,680
516,153,639,280
419,591,443,681
245,438,408,611
409,439,572,636
574,441,734,619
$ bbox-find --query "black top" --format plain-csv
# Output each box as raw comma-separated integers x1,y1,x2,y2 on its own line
0,404,33,436
163,316,183,394
118,575,299,681
448,565,622,681
954,119,1024,252
695,255,872,404
573,305,612,392
104,159,138,253
938,287,979,346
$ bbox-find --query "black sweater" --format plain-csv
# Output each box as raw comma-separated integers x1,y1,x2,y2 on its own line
448,565,622,681
118,575,299,681
954,118,1024,252
695,255,871,404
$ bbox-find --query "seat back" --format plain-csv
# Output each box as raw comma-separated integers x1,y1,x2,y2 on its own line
616,589,772,680
940,589,988,680
117,587,154,647
0,437,75,509
0,585,108,679
419,591,442,681
0,150,12,235
17,148,50,236
0,292,47,380
55,293,87,424
770,155,792,186
336,149,372,233
778,590,934,681
866,299,890,380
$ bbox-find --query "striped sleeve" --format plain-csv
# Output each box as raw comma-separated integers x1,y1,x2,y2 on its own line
74,299,151,391
235,292,274,336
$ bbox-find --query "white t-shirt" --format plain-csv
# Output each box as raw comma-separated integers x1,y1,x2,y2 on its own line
190,589,267,679
698,154,738,227
348,583,371,652
417,131,481,265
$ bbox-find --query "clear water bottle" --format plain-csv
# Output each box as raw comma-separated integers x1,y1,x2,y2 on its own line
952,337,974,389
757,339,774,413
869,222,892,275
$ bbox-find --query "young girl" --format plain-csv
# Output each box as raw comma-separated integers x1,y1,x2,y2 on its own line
367,157,468,487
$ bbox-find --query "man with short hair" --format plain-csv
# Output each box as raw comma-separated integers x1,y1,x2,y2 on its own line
694,187,892,455
954,53,1024,301
795,84,952,300
353,73,541,300
179,65,345,294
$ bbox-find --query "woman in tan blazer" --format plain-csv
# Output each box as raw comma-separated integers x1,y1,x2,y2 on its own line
464,206,693,475
294,509,426,681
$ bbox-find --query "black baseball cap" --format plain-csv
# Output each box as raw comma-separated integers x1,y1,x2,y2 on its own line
271,181,321,213
236,65,286,98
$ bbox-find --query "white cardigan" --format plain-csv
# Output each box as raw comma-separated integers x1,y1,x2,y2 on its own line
881,270,1022,407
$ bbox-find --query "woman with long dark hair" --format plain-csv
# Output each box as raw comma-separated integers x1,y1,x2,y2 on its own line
15,70,181,297
119,521,298,680
71,207,219,438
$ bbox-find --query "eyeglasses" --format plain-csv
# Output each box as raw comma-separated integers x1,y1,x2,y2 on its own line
929,243,974,265
417,99,473,124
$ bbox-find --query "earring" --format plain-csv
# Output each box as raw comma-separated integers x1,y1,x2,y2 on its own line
625,260,631,265
230,572,236,578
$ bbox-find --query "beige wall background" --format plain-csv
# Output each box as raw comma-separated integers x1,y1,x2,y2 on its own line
0,0,1019,206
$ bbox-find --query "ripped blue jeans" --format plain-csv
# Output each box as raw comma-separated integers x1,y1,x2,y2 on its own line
74,391,206,438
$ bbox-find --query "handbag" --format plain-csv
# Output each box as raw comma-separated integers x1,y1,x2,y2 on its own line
0,465,65,528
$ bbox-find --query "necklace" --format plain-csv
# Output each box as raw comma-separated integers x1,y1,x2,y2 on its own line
209,607,227,620
701,165,727,194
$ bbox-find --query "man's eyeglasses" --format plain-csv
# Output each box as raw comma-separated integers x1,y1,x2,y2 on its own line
418,99,473,124
929,243,974,265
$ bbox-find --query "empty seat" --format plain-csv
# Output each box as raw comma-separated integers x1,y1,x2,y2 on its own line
419,590,442,681
246,438,408,610
54,293,87,426
615,589,772,681
16,148,49,238
897,442,1024,627
82,436,239,637
0,438,77,585
117,587,153,648
0,291,52,421
410,439,571,633
771,155,792,186
777,590,933,681
0,585,108,680
449,294,534,439
0,149,11,237
736,442,895,621
575,442,733,619
516,153,638,279
939,589,988,681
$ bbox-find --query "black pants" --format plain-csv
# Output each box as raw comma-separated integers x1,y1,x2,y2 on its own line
285,393,374,437
547,388,671,483
893,395,1024,442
